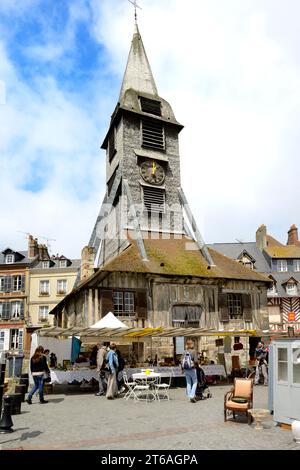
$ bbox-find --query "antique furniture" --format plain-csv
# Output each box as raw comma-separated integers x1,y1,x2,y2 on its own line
224,378,253,424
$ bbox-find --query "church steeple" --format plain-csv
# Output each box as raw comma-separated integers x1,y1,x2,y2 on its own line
119,23,158,101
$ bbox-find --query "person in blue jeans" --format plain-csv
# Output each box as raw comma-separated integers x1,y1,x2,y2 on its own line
26,346,50,404
181,340,198,403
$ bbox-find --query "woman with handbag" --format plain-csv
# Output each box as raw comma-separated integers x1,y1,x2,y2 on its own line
26,346,50,404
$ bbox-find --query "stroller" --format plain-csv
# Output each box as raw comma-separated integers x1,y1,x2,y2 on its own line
195,366,212,400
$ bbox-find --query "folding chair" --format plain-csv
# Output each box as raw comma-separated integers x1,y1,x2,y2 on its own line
122,371,137,400
153,375,171,401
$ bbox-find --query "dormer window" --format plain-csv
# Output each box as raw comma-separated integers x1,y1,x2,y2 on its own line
286,283,297,296
5,254,14,264
277,260,288,272
59,260,67,268
140,97,161,116
268,284,277,296
42,261,50,269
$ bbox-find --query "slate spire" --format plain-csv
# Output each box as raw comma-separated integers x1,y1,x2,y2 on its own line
119,23,158,100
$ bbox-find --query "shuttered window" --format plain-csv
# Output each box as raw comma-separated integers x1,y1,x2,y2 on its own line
142,118,164,150
1,302,11,320
140,97,161,116
143,186,165,213
108,127,116,162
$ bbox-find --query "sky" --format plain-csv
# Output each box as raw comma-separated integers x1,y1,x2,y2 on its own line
1,0,300,258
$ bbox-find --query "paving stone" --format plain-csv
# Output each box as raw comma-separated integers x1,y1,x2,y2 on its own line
0,385,299,450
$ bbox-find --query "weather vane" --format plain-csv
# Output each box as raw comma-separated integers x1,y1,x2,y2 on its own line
128,0,141,23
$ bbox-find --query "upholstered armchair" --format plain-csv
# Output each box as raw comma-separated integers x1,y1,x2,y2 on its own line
224,378,254,424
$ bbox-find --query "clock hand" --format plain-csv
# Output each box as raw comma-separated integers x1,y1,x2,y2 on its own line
152,162,157,175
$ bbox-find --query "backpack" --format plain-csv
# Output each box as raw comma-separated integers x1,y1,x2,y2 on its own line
182,351,194,370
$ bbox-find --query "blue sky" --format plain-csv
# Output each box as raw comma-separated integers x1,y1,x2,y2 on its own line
1,0,300,257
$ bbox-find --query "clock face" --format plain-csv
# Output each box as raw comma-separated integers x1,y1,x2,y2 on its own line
140,161,165,185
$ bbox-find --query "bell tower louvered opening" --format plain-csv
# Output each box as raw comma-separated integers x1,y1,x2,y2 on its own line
140,97,161,116
143,186,165,213
142,118,164,150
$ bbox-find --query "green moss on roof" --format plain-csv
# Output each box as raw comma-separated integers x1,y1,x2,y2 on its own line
103,237,270,283
265,245,300,258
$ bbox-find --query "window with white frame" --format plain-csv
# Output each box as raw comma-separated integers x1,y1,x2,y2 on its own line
39,280,50,295
42,261,50,269
57,279,67,294
39,306,49,322
277,260,288,272
113,291,135,316
0,277,4,292
295,260,300,272
9,328,23,351
59,260,67,268
0,303,3,319
13,275,22,291
286,283,297,295
267,283,277,296
5,254,14,264
11,301,22,319
0,331,5,351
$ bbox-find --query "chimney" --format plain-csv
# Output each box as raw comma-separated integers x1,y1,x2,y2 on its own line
38,243,50,260
287,224,299,246
80,246,96,281
256,224,267,251
28,235,39,258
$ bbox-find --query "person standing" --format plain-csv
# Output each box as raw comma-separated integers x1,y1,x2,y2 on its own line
116,348,126,393
26,346,50,404
106,343,119,400
95,343,108,396
254,341,268,385
181,340,198,403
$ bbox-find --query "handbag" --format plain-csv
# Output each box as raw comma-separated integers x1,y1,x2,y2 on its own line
43,371,51,383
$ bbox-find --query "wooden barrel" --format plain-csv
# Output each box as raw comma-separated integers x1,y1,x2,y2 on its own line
15,384,26,402
19,377,29,392
0,363,5,386
0,384,4,409
7,393,22,415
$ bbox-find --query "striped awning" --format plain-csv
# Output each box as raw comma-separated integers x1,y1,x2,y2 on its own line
36,326,281,339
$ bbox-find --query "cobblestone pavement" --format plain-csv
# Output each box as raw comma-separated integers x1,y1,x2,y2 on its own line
0,385,299,450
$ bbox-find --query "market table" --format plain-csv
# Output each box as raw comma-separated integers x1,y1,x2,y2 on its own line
125,365,226,379
50,368,98,384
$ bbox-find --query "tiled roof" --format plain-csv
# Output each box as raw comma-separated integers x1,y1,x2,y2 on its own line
102,237,270,283
265,245,300,259
0,249,32,266
266,235,283,247
208,242,271,273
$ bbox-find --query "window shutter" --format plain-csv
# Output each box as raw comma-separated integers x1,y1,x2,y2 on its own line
20,301,25,320
108,128,116,161
242,294,252,321
3,302,11,320
21,275,25,292
100,290,114,316
219,293,229,322
142,118,164,150
4,276,12,293
143,187,165,213
136,291,147,319
140,97,161,116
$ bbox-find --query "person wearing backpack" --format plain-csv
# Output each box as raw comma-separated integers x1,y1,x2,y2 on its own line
106,343,119,400
181,340,198,403
95,343,108,396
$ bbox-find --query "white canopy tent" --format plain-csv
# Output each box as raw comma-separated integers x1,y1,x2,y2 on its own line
90,312,129,329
